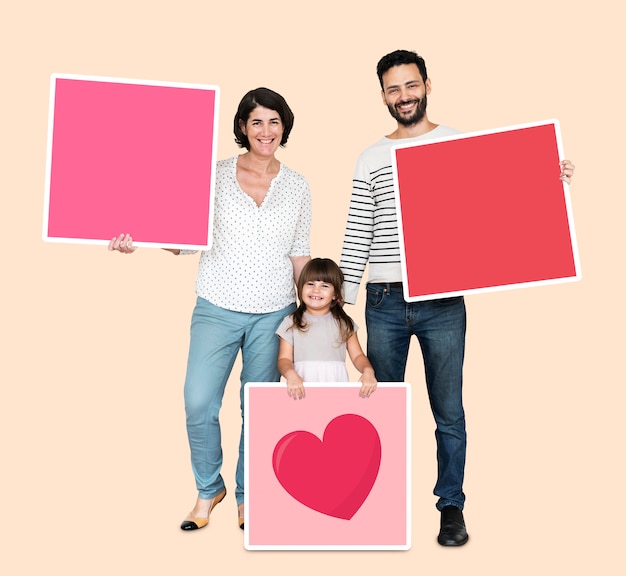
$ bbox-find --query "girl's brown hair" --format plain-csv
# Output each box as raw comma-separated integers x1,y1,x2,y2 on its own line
290,258,355,342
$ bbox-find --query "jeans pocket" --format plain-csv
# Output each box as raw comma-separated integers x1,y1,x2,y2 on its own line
366,285,386,309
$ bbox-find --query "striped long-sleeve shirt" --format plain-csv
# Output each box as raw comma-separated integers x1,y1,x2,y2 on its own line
340,125,460,304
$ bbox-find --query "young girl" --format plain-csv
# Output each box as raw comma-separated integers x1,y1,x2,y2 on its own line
276,258,377,399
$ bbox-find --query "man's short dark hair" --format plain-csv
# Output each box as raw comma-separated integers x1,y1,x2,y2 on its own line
376,50,428,88
233,87,294,149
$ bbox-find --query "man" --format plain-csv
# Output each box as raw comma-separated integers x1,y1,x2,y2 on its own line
340,49,574,546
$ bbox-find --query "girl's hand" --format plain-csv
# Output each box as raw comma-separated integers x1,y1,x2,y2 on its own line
286,374,305,400
358,370,377,398
108,233,137,254
559,160,575,185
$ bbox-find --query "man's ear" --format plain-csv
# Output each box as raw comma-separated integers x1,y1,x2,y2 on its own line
425,77,432,95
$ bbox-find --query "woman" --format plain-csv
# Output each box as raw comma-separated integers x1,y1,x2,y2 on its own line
109,87,311,531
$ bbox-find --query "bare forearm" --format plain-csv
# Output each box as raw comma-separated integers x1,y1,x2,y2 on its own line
289,255,311,285
278,358,298,380
278,357,305,400
353,353,375,377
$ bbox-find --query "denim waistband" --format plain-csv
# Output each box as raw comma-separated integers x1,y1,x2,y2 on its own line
368,282,403,290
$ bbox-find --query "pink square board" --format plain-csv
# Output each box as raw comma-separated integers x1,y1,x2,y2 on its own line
244,383,411,550
391,120,581,301
43,74,219,249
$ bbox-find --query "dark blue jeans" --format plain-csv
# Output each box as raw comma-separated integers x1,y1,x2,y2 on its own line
365,283,467,510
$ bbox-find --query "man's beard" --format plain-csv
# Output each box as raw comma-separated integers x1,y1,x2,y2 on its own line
387,94,428,126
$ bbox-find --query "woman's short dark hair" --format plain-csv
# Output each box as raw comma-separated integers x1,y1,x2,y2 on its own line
233,87,295,149
376,50,428,88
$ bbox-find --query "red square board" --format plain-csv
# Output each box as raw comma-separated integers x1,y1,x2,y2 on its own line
391,120,580,301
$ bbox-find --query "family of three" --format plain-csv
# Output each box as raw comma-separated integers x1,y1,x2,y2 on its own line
109,49,575,546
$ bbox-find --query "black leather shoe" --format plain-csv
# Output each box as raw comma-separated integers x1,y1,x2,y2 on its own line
437,505,469,546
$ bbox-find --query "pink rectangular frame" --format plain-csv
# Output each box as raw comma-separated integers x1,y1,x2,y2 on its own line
43,74,220,249
244,382,411,550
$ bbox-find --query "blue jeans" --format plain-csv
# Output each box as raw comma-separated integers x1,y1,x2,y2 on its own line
183,297,296,504
365,284,467,511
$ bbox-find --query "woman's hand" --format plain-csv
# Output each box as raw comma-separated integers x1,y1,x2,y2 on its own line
560,160,575,185
108,233,137,254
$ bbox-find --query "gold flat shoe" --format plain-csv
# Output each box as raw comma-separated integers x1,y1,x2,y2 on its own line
238,503,244,530
180,488,227,531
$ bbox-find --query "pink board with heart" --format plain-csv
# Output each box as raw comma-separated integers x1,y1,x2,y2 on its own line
245,383,410,550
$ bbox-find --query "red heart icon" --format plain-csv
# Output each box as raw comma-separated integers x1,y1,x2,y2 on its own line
272,414,381,520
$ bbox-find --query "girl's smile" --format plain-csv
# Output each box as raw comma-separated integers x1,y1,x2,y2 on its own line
301,280,336,315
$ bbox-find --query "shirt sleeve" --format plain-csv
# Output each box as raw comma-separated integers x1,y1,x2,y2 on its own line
340,155,374,304
289,176,312,257
275,315,295,344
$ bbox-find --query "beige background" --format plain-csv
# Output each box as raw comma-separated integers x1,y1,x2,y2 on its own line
2,1,623,574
